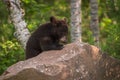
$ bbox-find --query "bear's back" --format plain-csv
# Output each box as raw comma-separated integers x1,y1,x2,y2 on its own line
31,22,53,38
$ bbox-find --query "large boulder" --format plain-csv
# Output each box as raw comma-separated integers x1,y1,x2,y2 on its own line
0,41,120,80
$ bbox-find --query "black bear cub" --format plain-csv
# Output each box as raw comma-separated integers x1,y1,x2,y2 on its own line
25,16,69,59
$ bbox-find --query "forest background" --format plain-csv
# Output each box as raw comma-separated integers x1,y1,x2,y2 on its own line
0,0,120,74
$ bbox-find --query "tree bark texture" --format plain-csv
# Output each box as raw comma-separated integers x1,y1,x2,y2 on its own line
90,0,100,47
4,0,30,49
70,0,82,42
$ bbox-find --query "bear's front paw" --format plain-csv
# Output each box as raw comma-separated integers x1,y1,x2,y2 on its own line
57,45,64,50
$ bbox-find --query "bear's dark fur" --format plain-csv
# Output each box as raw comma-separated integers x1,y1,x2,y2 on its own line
25,16,69,59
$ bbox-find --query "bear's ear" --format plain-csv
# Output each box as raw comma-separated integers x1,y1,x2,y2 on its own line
63,18,67,23
50,16,56,23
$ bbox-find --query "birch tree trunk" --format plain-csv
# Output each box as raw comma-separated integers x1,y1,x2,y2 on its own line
70,0,82,42
90,0,100,47
4,0,30,49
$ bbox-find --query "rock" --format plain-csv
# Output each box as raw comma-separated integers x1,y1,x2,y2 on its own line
0,41,120,80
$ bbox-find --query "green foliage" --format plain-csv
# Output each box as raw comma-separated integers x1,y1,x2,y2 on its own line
22,0,70,32
100,18,120,59
0,40,24,74
99,0,120,59
105,25,120,59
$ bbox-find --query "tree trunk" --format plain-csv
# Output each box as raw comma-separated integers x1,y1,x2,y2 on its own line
70,0,82,42
3,0,30,49
90,0,100,47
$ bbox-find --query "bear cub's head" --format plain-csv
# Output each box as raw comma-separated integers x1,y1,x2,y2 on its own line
50,16,69,44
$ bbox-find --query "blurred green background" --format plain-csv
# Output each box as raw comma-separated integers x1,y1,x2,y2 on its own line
0,0,120,74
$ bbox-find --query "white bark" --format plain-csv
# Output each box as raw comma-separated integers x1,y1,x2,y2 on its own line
70,0,82,42
4,0,30,49
90,0,100,47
